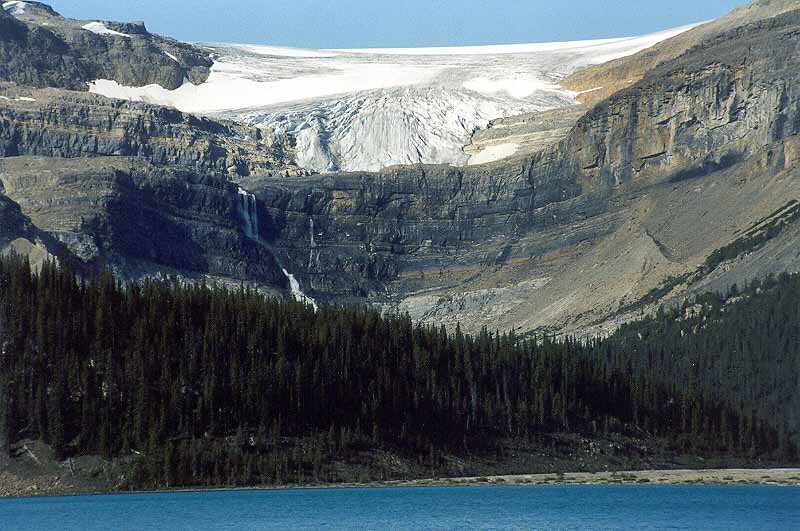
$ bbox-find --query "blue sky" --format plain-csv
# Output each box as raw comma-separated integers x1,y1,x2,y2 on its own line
51,0,745,48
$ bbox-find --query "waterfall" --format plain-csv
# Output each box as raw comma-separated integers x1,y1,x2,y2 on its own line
308,217,316,269
236,185,318,311
282,268,319,311
238,187,259,240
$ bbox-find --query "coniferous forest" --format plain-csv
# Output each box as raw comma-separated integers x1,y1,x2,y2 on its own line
0,253,797,489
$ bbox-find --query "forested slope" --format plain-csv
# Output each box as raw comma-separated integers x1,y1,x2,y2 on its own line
0,254,796,489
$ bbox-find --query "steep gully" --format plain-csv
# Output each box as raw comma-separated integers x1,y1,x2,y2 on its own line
238,186,317,310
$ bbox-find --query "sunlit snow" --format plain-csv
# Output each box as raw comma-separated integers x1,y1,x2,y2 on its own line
89,23,699,172
468,143,520,166
2,1,28,15
82,22,131,38
0,95,36,102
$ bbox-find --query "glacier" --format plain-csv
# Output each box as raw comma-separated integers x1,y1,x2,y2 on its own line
89,24,698,172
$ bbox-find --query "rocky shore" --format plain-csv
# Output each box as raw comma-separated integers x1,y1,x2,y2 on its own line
3,468,798,498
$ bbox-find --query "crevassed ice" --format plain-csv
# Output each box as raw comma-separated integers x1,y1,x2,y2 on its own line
89,23,699,172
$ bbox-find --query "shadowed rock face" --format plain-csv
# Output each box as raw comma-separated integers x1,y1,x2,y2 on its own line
247,157,583,300
2,1,800,334
0,186,82,270
0,156,289,288
0,2,211,90
0,193,33,252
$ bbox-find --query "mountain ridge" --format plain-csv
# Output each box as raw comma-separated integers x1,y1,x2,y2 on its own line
562,0,800,103
2,0,800,496
245,4,800,334
0,1,212,90
1,0,799,337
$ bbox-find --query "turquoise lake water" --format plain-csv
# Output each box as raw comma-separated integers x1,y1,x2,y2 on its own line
0,484,798,530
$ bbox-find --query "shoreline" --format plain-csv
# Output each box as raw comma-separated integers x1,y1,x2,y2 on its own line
4,468,799,499
219,467,800,491
387,468,800,488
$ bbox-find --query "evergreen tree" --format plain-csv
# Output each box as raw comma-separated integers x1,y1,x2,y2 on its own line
0,252,796,489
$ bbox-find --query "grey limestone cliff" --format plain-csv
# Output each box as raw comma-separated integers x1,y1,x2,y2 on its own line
0,1,211,90
3,0,800,334
0,83,305,178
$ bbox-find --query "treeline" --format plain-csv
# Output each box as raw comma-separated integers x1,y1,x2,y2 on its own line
0,253,796,488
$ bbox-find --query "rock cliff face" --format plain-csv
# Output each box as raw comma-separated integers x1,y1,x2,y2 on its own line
0,2,302,287
463,106,589,165
247,155,581,300
0,155,290,289
2,1,800,334
0,2,211,90
243,6,800,333
0,185,77,270
562,0,800,104
563,11,800,190
0,193,28,245
0,79,304,286
0,83,305,178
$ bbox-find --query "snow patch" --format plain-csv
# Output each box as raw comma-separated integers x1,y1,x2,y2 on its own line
82,22,131,38
89,62,439,114
560,85,607,100
0,95,37,102
2,1,27,15
164,51,179,63
576,86,605,95
468,143,520,166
